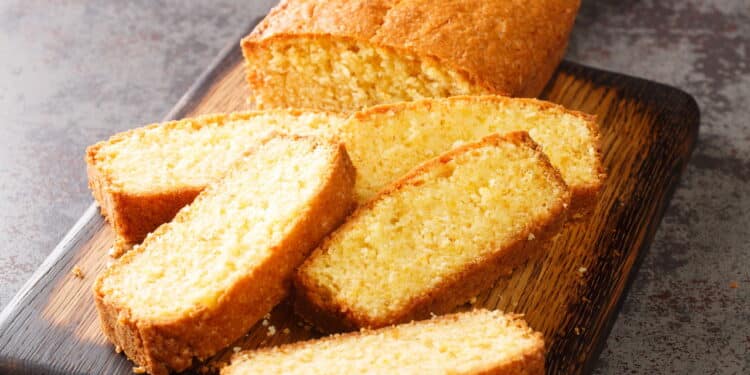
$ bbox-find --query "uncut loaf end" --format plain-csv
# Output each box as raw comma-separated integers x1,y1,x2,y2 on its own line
242,0,581,111
94,134,355,375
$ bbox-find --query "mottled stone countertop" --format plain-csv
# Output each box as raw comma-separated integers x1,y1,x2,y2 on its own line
0,1,747,373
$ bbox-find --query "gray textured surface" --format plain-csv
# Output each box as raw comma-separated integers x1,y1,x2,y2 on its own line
0,0,747,373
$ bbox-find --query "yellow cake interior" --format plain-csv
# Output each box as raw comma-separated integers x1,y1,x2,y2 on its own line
303,138,567,319
98,137,336,319
340,97,599,203
225,310,542,374
244,36,488,111
92,112,341,194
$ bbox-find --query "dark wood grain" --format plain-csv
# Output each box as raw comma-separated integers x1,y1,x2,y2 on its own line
0,24,699,375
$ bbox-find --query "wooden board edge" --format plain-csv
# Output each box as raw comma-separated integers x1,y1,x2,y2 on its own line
0,204,102,375
563,61,701,374
0,204,99,333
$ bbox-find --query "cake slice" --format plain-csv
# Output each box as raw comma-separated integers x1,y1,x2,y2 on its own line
242,0,580,111
222,310,545,375
94,134,355,375
86,110,345,255
341,95,604,216
295,132,570,331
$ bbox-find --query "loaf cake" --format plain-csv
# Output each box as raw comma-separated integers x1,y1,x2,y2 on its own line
222,310,545,375
295,132,570,331
242,0,581,111
86,110,345,255
340,95,604,215
94,134,355,375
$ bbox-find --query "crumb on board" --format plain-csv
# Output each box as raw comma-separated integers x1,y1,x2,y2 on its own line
132,366,146,374
527,233,536,241
729,281,739,289
261,319,269,327
263,312,271,319
266,325,276,336
71,266,84,279
115,345,122,354
283,328,290,335
233,346,241,353
574,327,583,336
578,266,587,274
468,296,478,305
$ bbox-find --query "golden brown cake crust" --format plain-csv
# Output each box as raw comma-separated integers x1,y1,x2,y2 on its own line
223,310,545,375
350,95,606,217
93,135,356,375
85,110,345,255
243,0,581,97
294,132,571,332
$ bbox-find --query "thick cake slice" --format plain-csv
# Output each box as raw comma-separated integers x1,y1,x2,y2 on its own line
242,0,580,111
94,134,355,375
341,95,604,215
86,110,344,255
222,310,545,375
295,133,570,331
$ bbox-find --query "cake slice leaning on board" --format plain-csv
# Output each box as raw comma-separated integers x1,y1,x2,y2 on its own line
86,110,346,255
295,132,571,331
242,0,581,111
222,310,545,375
93,134,355,375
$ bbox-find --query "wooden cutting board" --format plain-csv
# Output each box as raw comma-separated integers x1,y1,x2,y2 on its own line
0,22,699,375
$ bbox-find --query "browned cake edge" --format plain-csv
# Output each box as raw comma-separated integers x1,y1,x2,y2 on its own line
348,94,606,218
222,310,545,375
93,134,357,375
294,132,571,332
85,110,344,256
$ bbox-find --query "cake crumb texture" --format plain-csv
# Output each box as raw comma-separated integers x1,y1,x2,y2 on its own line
86,110,345,254
340,95,604,213
223,310,545,375
296,132,570,330
93,134,356,375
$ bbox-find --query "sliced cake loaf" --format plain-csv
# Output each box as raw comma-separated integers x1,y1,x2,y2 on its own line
88,96,602,257
242,0,581,111
94,134,355,375
295,132,570,331
340,95,604,215
86,110,345,255
222,310,545,375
